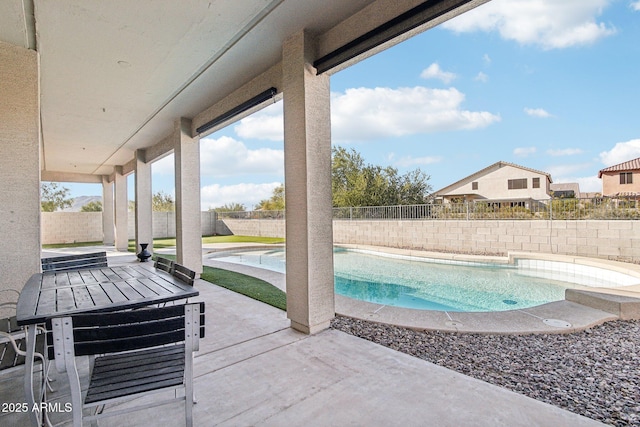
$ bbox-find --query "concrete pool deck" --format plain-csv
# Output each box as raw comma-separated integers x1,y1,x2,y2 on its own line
203,243,640,335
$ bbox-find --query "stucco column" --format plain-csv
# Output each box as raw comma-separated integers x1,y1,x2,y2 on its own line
174,118,202,275
0,41,40,293
114,166,128,251
135,149,153,254
282,31,335,334
102,176,115,245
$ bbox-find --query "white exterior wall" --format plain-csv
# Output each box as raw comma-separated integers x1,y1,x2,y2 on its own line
441,164,550,201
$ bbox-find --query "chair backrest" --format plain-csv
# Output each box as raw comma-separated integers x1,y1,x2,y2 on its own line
154,256,175,274
47,302,204,362
41,251,108,272
48,303,204,427
173,263,196,286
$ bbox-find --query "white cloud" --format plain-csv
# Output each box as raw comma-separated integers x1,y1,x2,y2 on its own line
394,156,443,168
632,1,640,11
201,182,281,211
524,107,553,118
474,72,489,83
599,139,640,166
482,53,492,64
513,146,537,157
554,176,601,193
331,87,500,141
547,163,593,178
420,63,457,84
199,136,283,177
151,154,174,175
443,0,616,50
546,148,583,156
234,102,283,141
234,86,500,142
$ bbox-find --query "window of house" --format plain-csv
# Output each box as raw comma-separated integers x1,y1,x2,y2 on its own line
472,181,478,190
532,177,540,188
508,179,527,190
620,172,633,184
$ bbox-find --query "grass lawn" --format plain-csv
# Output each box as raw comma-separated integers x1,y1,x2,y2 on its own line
127,235,285,252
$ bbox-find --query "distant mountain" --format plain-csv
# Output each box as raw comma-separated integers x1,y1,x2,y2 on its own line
62,195,102,212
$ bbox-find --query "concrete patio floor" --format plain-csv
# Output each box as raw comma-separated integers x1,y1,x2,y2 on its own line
1,249,607,426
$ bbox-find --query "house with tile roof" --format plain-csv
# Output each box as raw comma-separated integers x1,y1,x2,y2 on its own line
598,157,640,197
433,161,552,206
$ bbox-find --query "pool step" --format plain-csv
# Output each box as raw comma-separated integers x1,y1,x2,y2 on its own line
566,289,640,320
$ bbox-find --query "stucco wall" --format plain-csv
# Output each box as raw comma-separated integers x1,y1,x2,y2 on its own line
440,164,551,201
0,41,41,295
601,171,640,196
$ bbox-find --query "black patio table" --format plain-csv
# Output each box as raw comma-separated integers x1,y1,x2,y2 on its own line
16,264,199,426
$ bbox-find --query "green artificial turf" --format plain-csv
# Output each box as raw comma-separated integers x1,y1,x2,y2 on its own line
200,266,286,311
152,254,286,311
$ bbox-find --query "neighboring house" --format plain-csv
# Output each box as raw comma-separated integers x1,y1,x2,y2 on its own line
598,157,640,197
433,161,552,206
550,182,581,199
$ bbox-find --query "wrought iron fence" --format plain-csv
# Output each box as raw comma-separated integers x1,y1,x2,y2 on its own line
216,197,640,221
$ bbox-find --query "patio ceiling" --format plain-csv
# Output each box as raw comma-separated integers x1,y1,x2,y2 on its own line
0,0,485,179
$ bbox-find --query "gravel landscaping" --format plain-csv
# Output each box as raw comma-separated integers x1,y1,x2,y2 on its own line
331,316,640,426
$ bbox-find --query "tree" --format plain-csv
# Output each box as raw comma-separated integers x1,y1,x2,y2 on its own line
81,201,102,212
152,191,175,211
41,182,73,212
331,146,432,207
256,184,285,210
213,203,246,212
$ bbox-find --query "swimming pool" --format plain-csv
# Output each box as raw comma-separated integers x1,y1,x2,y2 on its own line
209,247,637,312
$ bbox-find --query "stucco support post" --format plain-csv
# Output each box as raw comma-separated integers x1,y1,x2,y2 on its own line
0,41,40,294
282,31,335,334
174,118,202,275
135,149,153,254
102,176,115,245
114,166,128,251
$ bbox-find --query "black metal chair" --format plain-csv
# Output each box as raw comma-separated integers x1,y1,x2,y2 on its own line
47,302,204,427
154,256,175,274
41,251,108,272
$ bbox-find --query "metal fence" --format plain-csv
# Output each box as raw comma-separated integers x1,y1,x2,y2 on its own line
216,197,640,221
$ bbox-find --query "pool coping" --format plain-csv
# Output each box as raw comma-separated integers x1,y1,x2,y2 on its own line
204,244,640,335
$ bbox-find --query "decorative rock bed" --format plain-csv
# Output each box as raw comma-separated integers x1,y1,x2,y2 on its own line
331,316,639,426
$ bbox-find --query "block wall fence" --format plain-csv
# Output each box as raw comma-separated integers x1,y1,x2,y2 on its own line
41,212,219,244
41,213,640,263
222,219,640,263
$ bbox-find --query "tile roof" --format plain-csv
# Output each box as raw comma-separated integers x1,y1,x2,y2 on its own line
598,157,640,177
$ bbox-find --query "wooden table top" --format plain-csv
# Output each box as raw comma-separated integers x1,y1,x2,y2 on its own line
16,264,199,326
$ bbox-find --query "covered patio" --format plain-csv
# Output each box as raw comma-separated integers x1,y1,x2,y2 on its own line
0,253,602,426
1,1,607,425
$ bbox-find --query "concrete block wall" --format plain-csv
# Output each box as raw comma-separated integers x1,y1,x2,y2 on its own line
332,220,640,263
41,214,640,263
42,211,218,244
221,219,286,238
41,212,104,244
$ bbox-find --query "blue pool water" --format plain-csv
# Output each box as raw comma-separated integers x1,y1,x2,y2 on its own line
209,248,572,312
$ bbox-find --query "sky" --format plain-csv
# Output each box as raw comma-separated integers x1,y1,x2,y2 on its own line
66,0,640,210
